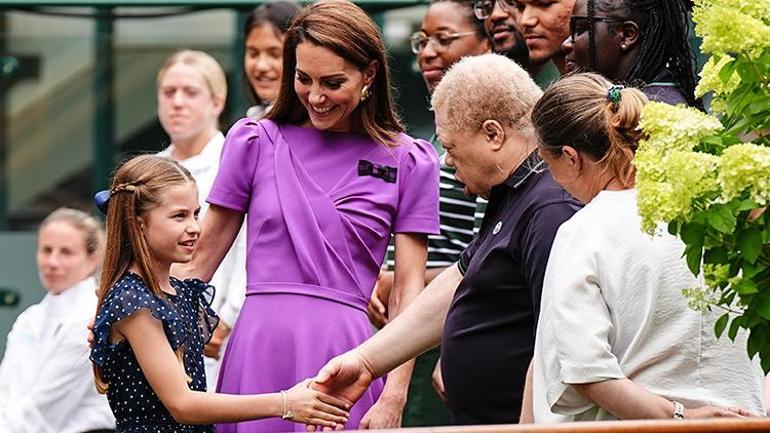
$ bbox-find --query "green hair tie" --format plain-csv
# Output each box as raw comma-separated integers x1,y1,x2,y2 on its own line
607,85,624,109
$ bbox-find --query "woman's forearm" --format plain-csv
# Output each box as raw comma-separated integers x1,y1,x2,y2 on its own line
519,360,535,423
573,378,674,420
177,205,244,281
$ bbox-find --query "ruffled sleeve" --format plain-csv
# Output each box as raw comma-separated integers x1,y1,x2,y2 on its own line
392,137,440,234
90,274,185,367
182,278,220,345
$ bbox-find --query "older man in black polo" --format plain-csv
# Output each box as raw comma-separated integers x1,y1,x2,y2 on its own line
308,54,580,428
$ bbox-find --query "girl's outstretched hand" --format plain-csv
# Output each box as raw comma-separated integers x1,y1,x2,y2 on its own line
284,379,351,428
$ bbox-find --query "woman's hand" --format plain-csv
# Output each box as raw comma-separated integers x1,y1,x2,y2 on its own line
359,394,405,429
685,405,755,418
285,379,350,428
203,322,232,360
431,358,449,406
367,270,393,328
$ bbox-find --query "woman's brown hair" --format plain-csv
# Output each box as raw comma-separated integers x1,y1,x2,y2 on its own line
266,0,404,146
93,154,195,393
531,72,648,188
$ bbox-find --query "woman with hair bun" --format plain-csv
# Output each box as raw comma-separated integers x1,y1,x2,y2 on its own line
524,73,764,422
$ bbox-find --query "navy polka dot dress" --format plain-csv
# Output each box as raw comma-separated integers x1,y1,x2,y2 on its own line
90,272,219,433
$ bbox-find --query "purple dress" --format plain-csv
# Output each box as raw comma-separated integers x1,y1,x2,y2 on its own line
208,119,440,432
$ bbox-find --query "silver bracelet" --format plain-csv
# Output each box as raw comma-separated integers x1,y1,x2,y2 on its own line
280,390,293,420
672,400,685,419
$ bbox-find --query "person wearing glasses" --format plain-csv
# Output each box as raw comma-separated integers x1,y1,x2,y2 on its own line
369,0,491,426
562,0,698,107
471,0,530,73
311,54,581,426
524,73,763,423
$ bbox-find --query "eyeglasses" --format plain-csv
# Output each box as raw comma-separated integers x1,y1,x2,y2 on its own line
409,31,479,54
569,15,626,43
472,0,519,20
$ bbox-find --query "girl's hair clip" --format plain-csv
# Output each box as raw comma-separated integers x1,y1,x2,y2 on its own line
94,182,138,215
607,85,624,109
94,190,110,215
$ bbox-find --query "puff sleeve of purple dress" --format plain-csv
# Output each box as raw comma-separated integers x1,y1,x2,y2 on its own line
207,118,440,432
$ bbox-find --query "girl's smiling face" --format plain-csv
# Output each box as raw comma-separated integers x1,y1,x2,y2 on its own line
138,182,201,266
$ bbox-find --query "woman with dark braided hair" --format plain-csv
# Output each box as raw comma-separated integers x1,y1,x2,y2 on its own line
562,0,699,106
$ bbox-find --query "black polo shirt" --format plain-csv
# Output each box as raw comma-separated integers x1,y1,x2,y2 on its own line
440,152,581,424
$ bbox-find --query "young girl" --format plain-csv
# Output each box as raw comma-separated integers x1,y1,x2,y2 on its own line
89,155,350,433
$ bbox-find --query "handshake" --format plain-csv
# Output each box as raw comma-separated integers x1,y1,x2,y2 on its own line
290,351,377,431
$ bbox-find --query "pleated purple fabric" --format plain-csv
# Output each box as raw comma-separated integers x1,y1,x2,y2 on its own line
208,119,439,432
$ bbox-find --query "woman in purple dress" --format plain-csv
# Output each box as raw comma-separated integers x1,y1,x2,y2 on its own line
179,1,440,432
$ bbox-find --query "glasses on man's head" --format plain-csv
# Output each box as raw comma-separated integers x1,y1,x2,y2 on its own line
409,30,479,54
569,15,625,43
472,0,519,20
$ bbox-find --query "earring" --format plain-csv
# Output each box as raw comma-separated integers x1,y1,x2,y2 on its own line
620,43,627,50
361,84,371,102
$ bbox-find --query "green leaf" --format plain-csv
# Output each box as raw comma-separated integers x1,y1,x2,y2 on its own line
736,198,759,212
719,291,737,306
753,291,770,320
680,222,705,247
685,244,703,275
760,345,770,374
715,313,729,339
667,221,679,236
733,278,758,295
747,326,766,358
737,226,763,264
744,262,762,279
719,59,737,83
705,205,737,234
704,246,728,264
736,62,757,83
728,315,743,341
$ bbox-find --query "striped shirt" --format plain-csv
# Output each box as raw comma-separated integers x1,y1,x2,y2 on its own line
387,136,480,269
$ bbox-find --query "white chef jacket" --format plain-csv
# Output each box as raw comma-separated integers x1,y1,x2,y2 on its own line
160,131,247,390
0,278,115,433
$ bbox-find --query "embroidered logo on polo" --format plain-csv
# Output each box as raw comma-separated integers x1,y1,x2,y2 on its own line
358,160,397,183
493,221,502,235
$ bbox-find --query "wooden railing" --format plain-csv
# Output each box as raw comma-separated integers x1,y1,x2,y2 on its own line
353,419,770,433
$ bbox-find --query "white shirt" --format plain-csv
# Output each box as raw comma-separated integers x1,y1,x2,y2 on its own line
533,189,766,422
0,278,115,433
160,131,247,390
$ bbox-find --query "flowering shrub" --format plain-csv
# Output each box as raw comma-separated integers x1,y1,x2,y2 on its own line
635,0,770,371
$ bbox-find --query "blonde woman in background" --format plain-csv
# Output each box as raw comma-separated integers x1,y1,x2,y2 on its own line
0,208,115,433
156,50,247,390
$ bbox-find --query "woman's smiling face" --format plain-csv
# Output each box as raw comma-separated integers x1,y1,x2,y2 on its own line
294,42,375,132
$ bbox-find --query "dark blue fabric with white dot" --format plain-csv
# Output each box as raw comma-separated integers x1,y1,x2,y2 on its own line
90,272,219,433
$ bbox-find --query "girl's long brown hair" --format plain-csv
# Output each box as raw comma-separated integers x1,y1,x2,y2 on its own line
266,0,404,146
93,155,195,393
